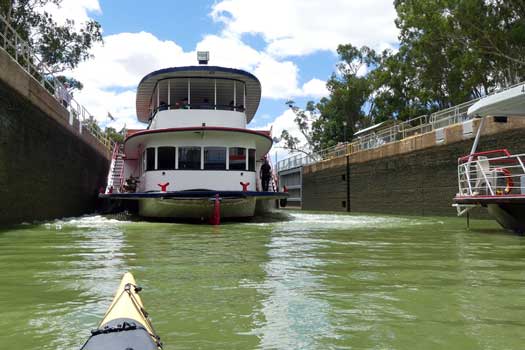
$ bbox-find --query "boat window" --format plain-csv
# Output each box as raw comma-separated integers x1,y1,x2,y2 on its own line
190,79,214,110
248,149,256,171
204,147,227,170
216,79,245,111
229,147,246,170
146,148,155,171
178,147,201,170
157,147,176,170
169,78,189,110
157,77,246,112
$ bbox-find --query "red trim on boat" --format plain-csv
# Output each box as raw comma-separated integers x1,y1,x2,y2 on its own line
455,194,525,200
125,126,273,143
454,194,525,205
458,149,512,163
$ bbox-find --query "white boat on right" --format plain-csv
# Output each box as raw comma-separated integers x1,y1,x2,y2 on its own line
453,83,525,233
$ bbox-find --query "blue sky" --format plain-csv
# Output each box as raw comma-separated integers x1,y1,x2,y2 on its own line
50,0,399,158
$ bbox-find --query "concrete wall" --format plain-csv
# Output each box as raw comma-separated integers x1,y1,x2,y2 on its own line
0,49,110,225
303,118,525,216
278,167,302,207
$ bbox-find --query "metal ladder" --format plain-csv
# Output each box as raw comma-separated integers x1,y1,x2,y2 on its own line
106,143,125,193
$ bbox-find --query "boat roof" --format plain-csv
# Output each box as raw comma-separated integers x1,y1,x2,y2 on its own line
468,83,525,117
136,66,261,123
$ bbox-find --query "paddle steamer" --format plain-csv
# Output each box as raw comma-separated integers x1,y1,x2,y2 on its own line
101,52,287,221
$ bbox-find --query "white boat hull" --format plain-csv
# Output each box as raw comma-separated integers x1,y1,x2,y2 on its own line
138,196,258,219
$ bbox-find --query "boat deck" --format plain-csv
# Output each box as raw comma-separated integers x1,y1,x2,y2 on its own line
100,190,289,200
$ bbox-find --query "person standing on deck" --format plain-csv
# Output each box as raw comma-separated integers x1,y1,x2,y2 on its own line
260,158,272,192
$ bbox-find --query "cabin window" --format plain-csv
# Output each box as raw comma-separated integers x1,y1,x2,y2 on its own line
146,148,155,171
159,77,246,111
190,79,215,110
204,147,227,170
157,147,176,170
178,147,201,170
248,149,256,171
229,147,246,170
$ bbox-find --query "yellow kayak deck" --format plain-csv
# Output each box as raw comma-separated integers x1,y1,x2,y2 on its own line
80,272,162,350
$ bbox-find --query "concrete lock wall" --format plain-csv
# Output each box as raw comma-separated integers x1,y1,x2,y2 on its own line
302,118,525,216
0,49,110,225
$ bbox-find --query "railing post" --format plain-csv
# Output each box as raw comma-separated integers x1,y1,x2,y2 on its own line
25,44,30,72
78,107,83,134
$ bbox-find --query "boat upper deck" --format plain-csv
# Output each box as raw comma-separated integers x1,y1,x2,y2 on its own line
136,66,261,124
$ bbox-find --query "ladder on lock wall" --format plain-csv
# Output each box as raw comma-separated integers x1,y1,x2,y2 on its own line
105,143,125,193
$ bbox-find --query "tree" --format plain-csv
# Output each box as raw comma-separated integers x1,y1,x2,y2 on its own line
104,127,124,144
313,44,381,150
0,0,102,73
394,0,525,105
278,100,318,155
309,0,525,152
279,45,383,153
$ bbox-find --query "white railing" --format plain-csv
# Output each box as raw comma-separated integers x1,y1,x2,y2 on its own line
0,13,113,152
457,150,525,197
276,82,525,173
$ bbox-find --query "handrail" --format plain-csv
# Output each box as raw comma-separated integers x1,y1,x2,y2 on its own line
276,81,525,173
149,103,246,120
457,152,525,197
458,149,512,163
0,13,113,153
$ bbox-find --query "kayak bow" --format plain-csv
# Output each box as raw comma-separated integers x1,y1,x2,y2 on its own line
80,272,162,350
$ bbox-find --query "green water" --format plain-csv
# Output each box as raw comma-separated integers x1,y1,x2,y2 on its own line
1,212,524,350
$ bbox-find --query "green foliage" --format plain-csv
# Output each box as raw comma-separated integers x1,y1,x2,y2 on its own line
279,100,317,154
280,0,525,152
56,75,83,90
104,127,124,144
82,118,124,144
0,0,103,73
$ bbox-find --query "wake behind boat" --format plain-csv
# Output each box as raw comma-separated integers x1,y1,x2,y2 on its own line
100,51,288,221
80,272,162,350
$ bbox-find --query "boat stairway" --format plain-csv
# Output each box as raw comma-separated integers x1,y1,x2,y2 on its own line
105,143,126,194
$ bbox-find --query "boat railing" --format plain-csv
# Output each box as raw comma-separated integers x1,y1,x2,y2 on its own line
149,103,246,119
0,13,113,152
457,149,525,197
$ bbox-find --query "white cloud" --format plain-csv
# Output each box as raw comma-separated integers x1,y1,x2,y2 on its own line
261,108,315,161
73,86,141,128
58,0,394,133
67,31,328,127
71,31,193,89
298,78,329,98
211,0,399,57
196,35,328,99
44,0,101,27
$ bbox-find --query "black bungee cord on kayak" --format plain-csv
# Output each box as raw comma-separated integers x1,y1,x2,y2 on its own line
122,283,163,348
80,283,163,350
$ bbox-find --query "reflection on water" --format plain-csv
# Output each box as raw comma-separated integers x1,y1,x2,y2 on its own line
250,225,334,349
1,212,525,350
